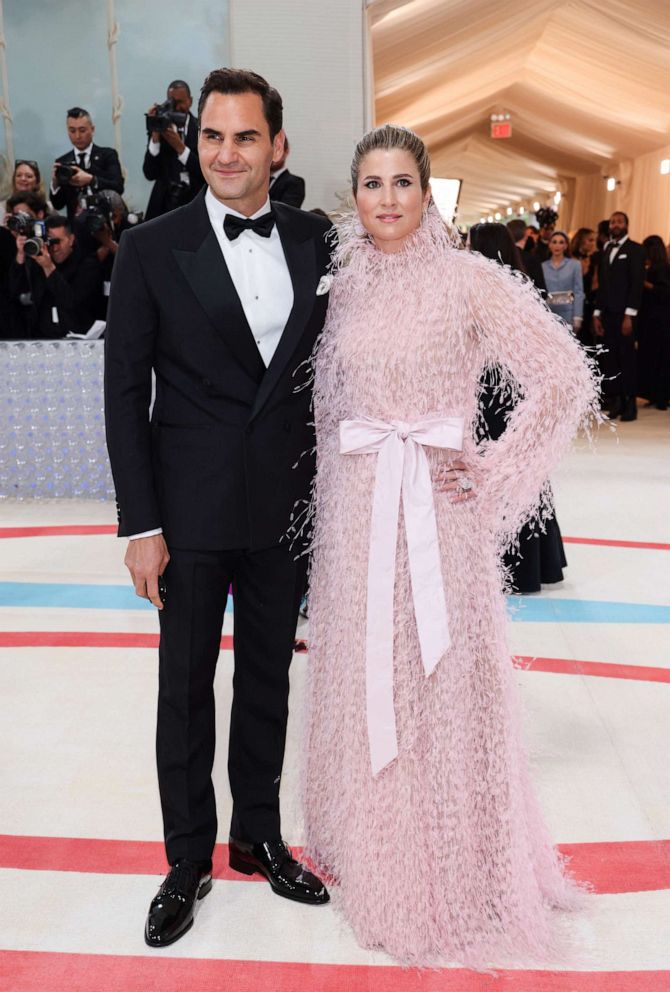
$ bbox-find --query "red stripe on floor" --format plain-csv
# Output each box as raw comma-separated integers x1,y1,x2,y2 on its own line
2,634,668,684
513,655,670,684
1,951,668,992
1,835,669,894
0,631,234,650
563,536,670,550
0,525,117,538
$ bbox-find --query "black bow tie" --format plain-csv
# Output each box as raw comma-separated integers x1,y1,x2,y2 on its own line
223,211,275,241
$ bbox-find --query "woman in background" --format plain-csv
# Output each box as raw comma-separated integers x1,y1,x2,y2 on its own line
637,235,670,410
570,227,598,345
469,222,568,594
542,231,584,334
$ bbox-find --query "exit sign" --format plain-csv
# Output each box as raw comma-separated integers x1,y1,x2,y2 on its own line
491,121,512,139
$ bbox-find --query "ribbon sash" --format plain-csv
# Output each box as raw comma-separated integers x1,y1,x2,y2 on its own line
339,415,464,775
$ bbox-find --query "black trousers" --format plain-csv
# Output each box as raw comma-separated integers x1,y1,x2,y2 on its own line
601,310,636,397
156,543,306,865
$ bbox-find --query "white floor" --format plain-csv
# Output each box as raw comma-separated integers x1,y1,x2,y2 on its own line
1,406,669,990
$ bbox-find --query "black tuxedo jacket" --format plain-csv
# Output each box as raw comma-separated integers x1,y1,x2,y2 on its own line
104,189,333,550
142,114,204,220
595,237,644,314
51,144,124,220
269,169,306,208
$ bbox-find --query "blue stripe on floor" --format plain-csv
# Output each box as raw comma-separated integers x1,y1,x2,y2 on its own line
508,597,670,623
0,583,668,622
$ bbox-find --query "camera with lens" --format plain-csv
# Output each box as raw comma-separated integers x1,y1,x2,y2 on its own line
7,214,56,257
80,193,113,235
55,163,77,185
145,98,188,136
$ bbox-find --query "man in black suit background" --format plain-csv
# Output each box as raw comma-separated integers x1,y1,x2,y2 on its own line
593,211,644,421
269,136,306,207
51,107,124,221
143,80,204,219
507,218,546,296
105,68,332,948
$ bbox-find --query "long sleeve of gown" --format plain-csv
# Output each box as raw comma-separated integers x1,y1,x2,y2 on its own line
470,259,600,546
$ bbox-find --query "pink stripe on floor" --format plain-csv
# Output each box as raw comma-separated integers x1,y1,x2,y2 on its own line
0,525,117,538
1,951,668,992
1,835,669,895
0,631,234,651
2,634,668,685
563,536,670,551
512,655,670,684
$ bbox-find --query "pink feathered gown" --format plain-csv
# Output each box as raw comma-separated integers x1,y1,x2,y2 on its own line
303,210,600,968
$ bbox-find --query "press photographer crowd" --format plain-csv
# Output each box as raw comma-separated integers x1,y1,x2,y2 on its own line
0,81,668,419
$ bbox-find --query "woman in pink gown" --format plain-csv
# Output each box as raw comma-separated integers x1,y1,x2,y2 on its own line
303,126,599,968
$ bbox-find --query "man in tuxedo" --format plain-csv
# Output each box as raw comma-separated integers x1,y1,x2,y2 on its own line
105,68,332,948
507,218,546,296
51,107,124,221
269,136,306,207
593,211,644,421
143,80,205,219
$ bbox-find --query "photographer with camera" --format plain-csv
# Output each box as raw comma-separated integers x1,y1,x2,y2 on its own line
2,192,50,337
8,214,103,338
142,80,203,219
76,190,139,317
51,107,124,222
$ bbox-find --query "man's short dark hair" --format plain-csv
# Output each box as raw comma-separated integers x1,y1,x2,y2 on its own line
198,68,283,139
46,214,72,234
168,79,191,95
66,106,91,120
7,191,47,215
506,218,527,243
610,211,629,225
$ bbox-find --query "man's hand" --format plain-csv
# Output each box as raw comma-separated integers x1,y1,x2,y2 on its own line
125,534,170,609
162,124,186,156
621,315,634,336
51,163,61,189
146,104,162,144
32,243,56,277
69,165,94,188
593,315,605,338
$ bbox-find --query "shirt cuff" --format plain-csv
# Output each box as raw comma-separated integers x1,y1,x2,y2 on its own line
177,146,190,166
127,528,163,540
624,308,638,317
593,309,601,317
148,140,161,157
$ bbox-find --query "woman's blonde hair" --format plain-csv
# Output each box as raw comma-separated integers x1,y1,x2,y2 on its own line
351,124,431,194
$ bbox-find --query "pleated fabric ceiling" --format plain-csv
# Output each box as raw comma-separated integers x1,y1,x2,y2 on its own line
368,0,670,230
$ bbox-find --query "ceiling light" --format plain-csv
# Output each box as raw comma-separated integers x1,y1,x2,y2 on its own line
494,212,501,220
518,206,525,215
480,217,486,224
487,215,494,223
661,159,670,175
553,191,562,205
506,207,513,216
606,177,616,192
532,201,540,212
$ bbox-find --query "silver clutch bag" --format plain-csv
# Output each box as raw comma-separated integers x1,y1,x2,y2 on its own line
547,291,575,305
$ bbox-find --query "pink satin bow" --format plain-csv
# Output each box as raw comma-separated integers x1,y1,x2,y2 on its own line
339,415,465,775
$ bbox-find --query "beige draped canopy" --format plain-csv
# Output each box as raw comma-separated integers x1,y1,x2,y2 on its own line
368,0,670,240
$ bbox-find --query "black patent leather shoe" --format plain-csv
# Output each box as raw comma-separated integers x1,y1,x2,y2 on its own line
144,859,212,947
229,837,329,905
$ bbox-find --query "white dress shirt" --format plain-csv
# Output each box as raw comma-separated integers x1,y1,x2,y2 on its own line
148,137,190,167
129,186,294,541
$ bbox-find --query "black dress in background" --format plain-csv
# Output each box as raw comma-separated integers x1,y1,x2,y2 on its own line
479,374,567,593
637,262,670,409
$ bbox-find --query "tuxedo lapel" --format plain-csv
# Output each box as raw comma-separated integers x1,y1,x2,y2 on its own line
172,194,265,383
250,203,317,420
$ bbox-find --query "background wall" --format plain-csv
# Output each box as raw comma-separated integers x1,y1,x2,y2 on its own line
0,0,230,214
229,0,370,212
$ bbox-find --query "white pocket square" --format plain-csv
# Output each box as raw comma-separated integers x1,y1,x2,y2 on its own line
316,275,333,296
